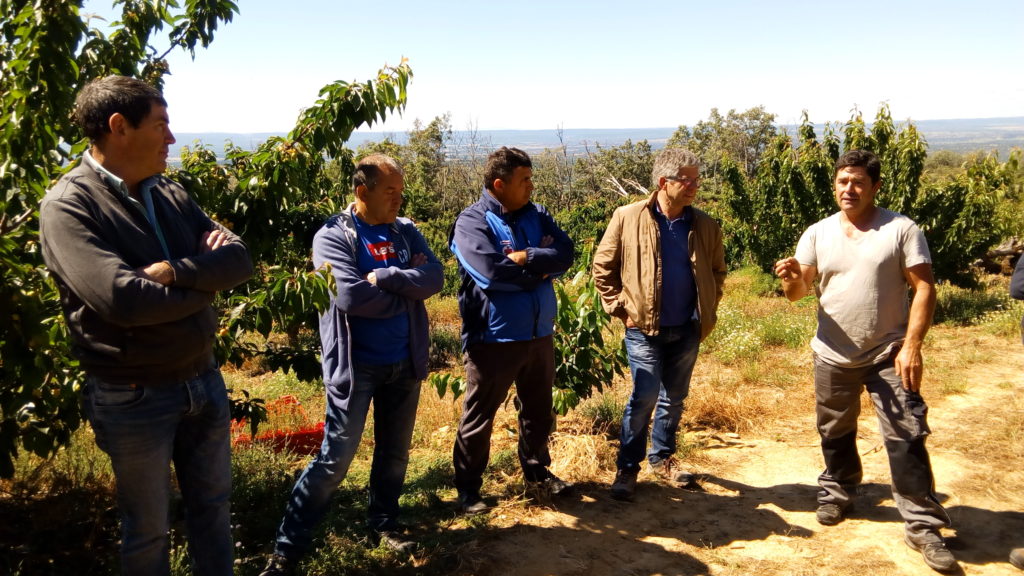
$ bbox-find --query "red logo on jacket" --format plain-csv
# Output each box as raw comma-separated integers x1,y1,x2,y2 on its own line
367,241,396,262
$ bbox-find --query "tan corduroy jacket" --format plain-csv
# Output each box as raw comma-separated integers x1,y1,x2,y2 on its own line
592,193,726,342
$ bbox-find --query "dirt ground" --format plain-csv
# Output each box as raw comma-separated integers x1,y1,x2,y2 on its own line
454,342,1024,576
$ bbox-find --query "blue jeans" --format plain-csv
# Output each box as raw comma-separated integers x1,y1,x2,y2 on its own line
617,321,701,471
274,359,420,559
81,367,233,576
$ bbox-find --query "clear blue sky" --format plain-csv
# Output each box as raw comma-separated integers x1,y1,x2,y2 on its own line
82,0,1024,133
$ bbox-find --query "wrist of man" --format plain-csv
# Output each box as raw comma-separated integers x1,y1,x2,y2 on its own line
160,260,176,285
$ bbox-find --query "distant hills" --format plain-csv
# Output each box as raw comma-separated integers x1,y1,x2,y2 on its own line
171,117,1024,163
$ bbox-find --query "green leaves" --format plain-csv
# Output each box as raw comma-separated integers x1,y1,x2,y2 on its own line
552,270,627,415
292,60,413,159
0,0,237,477
429,372,467,400
714,103,1018,287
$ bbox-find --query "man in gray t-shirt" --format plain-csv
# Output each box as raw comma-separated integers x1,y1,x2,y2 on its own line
775,150,957,574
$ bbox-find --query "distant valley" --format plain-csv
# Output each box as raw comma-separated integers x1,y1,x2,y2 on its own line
171,116,1024,163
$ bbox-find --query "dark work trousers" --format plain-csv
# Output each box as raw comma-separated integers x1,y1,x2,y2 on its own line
814,353,951,543
453,335,556,494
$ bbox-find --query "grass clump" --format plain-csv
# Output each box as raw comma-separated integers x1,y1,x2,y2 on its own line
935,283,1004,325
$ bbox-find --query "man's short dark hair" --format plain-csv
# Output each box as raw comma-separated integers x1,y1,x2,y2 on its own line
74,76,167,143
483,147,532,192
352,154,403,192
835,149,882,184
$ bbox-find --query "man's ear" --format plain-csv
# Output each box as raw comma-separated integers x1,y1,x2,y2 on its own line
107,112,128,137
354,183,368,201
492,178,505,194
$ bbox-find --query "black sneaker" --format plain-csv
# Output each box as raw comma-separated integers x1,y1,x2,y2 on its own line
374,530,417,555
610,469,638,501
458,491,489,514
258,554,296,576
1011,548,1024,570
815,503,846,526
904,534,958,573
528,473,574,498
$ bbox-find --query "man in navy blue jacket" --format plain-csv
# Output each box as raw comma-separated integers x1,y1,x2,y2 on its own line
449,147,575,513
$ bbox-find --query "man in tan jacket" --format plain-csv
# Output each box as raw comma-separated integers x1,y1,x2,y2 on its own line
593,148,726,501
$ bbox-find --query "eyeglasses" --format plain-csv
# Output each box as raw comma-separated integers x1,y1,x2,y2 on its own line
666,175,700,187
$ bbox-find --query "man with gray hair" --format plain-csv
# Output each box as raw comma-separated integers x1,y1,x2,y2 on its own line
260,154,443,575
593,148,726,501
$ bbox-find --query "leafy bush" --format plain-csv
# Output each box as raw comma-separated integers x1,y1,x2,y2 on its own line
552,272,627,415
0,2,412,476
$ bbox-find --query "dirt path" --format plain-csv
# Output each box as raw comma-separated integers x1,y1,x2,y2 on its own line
459,342,1024,576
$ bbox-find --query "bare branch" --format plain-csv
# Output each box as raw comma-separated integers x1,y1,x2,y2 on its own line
0,207,34,236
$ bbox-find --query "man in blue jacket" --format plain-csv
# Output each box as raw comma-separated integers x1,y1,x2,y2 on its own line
449,147,575,513
261,155,443,576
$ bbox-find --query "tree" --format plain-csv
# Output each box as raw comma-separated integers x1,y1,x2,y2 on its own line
0,0,412,476
0,0,240,479
669,106,778,178
717,104,1019,286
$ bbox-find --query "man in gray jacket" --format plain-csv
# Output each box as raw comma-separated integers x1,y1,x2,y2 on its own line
39,76,253,575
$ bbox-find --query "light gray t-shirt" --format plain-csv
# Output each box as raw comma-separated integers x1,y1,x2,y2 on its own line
795,208,931,368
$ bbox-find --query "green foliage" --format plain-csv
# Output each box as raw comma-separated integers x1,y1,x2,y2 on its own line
915,152,1020,286
669,106,778,178
713,104,1019,286
0,0,241,479
703,304,817,365
571,139,654,201
228,388,268,439
934,281,1017,326
721,113,837,271
0,1,412,477
578,394,623,436
428,372,466,401
551,271,627,415
427,323,461,370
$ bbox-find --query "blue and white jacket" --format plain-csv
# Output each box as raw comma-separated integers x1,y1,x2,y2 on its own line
313,205,444,408
450,190,575,349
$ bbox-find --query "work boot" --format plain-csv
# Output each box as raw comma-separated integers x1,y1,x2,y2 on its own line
649,457,697,486
527,472,574,498
458,490,489,514
815,503,847,526
374,530,417,555
610,469,638,501
1010,547,1024,570
904,534,958,573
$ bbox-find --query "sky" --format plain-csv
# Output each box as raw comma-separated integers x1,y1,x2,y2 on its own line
81,0,1024,134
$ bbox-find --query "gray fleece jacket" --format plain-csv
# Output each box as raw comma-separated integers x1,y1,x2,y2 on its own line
39,161,253,384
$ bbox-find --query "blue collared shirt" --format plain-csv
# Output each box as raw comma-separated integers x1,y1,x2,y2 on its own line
655,203,697,327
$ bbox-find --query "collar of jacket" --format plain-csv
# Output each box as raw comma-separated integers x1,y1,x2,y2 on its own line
644,190,693,222
478,187,535,218
340,203,403,235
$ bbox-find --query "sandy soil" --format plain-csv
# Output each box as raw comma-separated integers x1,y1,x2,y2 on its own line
453,344,1024,576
